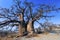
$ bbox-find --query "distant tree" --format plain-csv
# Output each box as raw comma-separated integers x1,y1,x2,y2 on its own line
0,0,60,36
43,21,57,32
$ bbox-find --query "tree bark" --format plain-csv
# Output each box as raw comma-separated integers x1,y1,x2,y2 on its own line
18,14,24,36
18,13,35,36
18,23,23,36
27,20,35,35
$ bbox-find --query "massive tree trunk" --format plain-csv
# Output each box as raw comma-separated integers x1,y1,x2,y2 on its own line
18,23,23,36
18,14,24,36
18,13,35,36
27,20,35,35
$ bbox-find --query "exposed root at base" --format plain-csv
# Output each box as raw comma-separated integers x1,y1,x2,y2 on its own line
26,33,38,38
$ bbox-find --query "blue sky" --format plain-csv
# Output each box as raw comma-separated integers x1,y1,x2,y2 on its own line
0,0,60,25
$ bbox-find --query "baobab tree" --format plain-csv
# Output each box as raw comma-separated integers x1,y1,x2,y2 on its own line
0,0,60,37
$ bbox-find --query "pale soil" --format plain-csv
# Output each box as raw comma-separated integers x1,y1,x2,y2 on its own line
18,33,60,40
0,33,60,40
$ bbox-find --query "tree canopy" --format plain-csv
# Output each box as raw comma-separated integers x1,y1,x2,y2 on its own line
0,0,60,36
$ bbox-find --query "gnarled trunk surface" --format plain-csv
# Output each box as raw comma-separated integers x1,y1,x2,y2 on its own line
18,24,23,36
18,14,24,36
27,20,35,36
18,13,35,36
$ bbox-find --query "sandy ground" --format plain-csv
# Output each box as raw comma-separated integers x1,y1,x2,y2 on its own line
0,33,60,40
17,33,60,40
